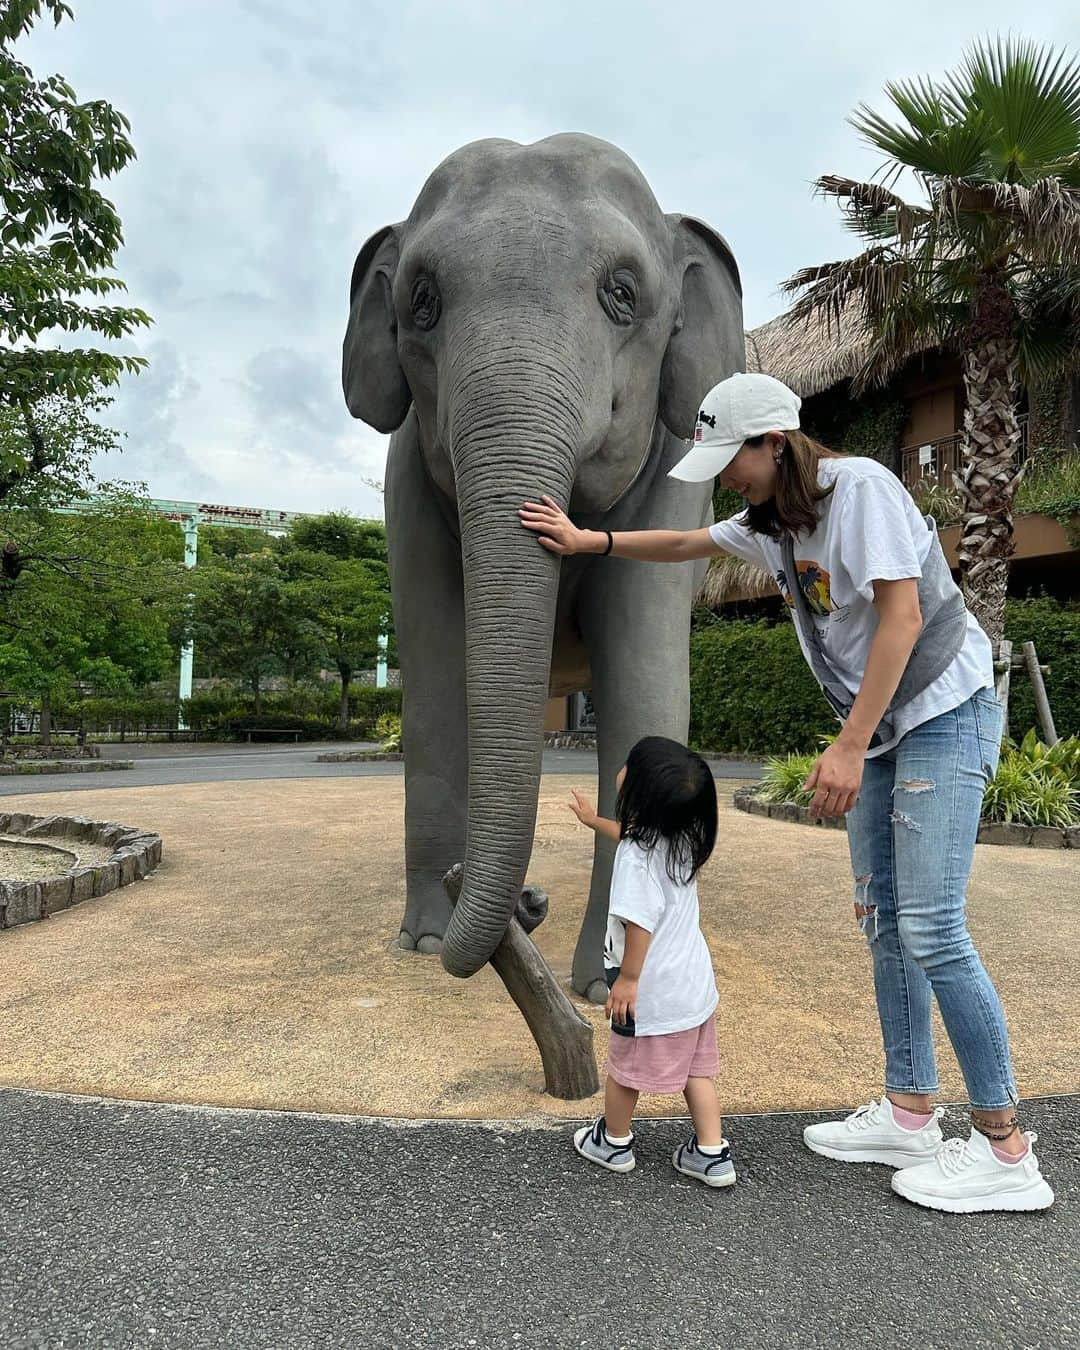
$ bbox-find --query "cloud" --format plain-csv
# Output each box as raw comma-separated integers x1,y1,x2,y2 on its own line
18,0,1074,515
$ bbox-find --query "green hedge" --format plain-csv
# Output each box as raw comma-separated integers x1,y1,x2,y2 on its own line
1005,597,1080,740
689,597,1080,755
689,619,834,754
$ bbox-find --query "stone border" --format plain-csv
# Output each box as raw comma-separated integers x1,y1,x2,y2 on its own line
732,786,1079,849
4,744,100,760
0,812,163,931
0,759,133,776
315,750,404,763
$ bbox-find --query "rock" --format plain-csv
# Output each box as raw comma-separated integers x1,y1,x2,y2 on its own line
113,849,138,885
69,869,96,904
1064,826,1080,850
92,862,121,896
1030,826,1065,850
41,875,74,916
23,815,62,837
2,881,43,927
977,822,1032,846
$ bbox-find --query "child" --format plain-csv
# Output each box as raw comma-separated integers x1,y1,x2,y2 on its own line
569,736,733,1187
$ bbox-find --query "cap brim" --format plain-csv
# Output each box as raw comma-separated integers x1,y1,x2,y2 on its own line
667,440,741,483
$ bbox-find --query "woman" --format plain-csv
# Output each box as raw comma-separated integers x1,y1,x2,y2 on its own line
519,371,1054,1214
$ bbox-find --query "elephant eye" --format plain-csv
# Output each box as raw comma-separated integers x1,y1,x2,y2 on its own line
410,275,442,331
598,269,638,326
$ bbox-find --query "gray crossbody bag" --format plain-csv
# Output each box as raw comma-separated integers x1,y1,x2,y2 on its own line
780,518,969,749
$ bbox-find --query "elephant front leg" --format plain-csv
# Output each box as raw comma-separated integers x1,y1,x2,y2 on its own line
574,555,696,1001
386,419,468,954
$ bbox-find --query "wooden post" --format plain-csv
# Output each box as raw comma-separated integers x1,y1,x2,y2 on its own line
993,639,1013,732
443,864,600,1102
1022,641,1058,746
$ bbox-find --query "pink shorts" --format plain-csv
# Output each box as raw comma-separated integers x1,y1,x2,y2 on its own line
605,1014,720,1094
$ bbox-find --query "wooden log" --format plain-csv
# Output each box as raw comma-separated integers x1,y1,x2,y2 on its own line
993,638,1012,730
1023,641,1058,746
443,864,599,1102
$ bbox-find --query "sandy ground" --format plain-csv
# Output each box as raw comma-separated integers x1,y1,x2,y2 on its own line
0,776,1075,1120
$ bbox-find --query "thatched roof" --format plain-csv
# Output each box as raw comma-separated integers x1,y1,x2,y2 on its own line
695,554,777,608
745,299,872,399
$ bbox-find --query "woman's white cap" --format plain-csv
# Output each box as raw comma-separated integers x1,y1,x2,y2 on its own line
669,372,802,482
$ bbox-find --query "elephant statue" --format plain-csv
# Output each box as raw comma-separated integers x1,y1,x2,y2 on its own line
343,133,743,1003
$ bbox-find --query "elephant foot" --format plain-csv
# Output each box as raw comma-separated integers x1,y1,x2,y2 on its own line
397,931,444,955
583,978,609,1006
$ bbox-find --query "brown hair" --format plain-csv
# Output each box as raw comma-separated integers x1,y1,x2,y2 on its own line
740,429,841,539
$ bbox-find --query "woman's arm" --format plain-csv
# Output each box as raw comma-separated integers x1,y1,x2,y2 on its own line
805,577,924,818
519,496,720,562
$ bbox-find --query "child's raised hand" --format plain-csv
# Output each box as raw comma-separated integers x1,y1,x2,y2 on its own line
568,790,598,829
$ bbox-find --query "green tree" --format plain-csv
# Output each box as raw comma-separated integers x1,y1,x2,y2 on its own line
282,549,386,735
785,37,1080,642
192,549,299,713
0,495,182,742
1,1,150,498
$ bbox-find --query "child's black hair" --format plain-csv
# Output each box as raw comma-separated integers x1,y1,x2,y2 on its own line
615,736,718,885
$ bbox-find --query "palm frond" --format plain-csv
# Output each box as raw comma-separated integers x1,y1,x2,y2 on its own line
952,37,1080,179
852,88,990,181
935,176,1080,264
815,175,929,245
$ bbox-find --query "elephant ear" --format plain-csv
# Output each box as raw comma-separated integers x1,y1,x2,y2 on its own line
342,223,412,433
659,215,745,441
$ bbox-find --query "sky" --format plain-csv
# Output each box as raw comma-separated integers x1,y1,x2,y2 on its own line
19,0,1076,519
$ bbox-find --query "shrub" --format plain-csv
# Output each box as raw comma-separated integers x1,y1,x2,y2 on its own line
982,731,1080,826
689,619,834,754
756,752,817,806
1004,597,1080,740
375,713,402,752
756,728,1080,827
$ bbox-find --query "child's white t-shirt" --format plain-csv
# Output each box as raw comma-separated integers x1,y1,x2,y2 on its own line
708,456,993,757
604,836,718,1037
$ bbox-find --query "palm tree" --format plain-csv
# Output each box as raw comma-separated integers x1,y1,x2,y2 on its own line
783,38,1080,643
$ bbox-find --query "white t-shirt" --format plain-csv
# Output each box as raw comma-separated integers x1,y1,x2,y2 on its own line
708,457,994,758
604,836,718,1037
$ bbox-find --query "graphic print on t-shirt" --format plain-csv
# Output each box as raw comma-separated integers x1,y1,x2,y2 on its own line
776,560,834,617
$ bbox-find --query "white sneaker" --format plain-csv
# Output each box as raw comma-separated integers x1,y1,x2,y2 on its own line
803,1097,945,1168
891,1129,1055,1213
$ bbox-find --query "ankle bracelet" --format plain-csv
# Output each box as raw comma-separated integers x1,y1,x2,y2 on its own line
971,1113,1020,1143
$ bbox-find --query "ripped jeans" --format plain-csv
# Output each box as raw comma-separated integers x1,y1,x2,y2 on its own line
846,687,1018,1110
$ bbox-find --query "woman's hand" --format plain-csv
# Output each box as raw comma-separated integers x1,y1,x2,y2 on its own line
518,496,596,556
606,974,638,1026
568,790,599,829
804,737,865,818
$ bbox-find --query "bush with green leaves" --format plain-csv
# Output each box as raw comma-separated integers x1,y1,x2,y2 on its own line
756,727,1080,827
689,618,835,754
982,730,1080,826
375,713,402,752
1005,597,1080,740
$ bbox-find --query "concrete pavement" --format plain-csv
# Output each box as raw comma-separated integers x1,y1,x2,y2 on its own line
2,1086,1075,1350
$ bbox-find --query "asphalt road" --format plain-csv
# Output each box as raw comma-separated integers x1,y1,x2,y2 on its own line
0,743,762,796
1,1088,1074,1350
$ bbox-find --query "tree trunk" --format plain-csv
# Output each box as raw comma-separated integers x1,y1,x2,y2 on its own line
252,676,262,718
955,335,1024,644
443,863,599,1101
338,666,351,737
39,693,51,748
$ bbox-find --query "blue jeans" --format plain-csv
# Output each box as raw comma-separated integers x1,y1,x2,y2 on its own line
846,688,1018,1110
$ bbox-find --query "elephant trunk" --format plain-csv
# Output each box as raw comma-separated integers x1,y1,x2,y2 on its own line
439,345,585,978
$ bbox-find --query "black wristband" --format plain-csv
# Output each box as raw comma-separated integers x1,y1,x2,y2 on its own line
602,530,614,557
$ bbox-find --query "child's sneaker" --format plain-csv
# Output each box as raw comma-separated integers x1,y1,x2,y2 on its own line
573,1116,636,1173
672,1134,736,1188
891,1130,1055,1213
803,1097,944,1168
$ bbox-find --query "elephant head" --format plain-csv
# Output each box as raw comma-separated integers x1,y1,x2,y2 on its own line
342,133,742,979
